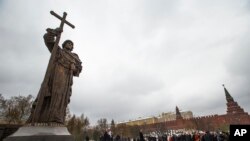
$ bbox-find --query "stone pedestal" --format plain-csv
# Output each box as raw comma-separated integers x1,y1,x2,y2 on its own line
4,126,74,141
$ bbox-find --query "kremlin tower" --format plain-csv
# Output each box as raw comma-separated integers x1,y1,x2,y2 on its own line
223,84,248,115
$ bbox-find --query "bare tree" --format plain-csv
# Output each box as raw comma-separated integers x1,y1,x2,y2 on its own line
0,94,5,118
110,119,116,135
97,118,108,132
66,113,90,141
0,94,33,124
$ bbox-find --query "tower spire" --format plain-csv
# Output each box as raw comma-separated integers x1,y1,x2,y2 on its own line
222,84,234,102
175,106,183,120
222,84,247,115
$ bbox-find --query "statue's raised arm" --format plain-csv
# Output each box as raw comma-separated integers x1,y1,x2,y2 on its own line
43,28,62,52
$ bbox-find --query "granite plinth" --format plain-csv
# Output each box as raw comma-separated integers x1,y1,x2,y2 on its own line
4,126,74,141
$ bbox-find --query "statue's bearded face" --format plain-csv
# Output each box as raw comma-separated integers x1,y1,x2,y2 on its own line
64,42,73,51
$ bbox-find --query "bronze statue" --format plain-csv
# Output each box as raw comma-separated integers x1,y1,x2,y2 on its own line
27,11,82,125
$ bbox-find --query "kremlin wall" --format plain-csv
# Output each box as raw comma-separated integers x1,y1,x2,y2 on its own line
117,86,250,132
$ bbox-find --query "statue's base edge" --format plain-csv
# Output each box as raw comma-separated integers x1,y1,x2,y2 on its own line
4,135,74,141
3,126,74,141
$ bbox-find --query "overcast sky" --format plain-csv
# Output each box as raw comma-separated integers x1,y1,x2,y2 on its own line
1,0,250,125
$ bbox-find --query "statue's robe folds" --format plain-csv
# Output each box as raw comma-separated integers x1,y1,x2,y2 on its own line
27,32,82,124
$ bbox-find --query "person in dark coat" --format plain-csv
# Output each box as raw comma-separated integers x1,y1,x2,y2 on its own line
85,135,90,141
139,130,145,141
103,131,111,141
115,135,121,141
202,131,213,141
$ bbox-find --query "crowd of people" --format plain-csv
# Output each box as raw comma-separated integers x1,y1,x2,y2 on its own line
146,129,230,141
151,131,230,141
97,129,230,141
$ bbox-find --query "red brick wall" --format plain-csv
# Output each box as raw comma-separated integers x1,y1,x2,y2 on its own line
144,113,250,132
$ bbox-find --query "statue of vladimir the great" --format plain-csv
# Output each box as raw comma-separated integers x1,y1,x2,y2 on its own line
27,11,82,125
